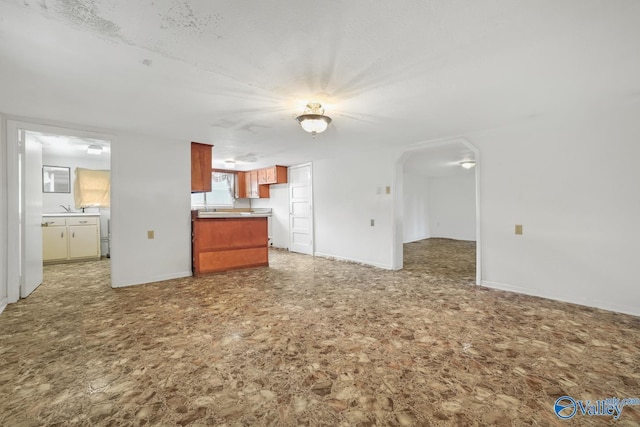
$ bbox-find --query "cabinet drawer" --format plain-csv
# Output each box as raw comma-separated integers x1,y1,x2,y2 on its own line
43,218,66,226
68,217,98,226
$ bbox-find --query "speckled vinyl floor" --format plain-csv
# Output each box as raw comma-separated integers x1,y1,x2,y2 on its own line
1,239,639,426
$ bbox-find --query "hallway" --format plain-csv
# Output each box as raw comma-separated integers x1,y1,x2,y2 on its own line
0,239,638,426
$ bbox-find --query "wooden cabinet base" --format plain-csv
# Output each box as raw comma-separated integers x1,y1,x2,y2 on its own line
197,247,268,273
192,214,269,275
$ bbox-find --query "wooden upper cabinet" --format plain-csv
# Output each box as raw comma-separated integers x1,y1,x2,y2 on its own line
234,165,286,199
235,171,247,198
191,142,212,193
235,170,269,199
257,165,288,185
257,168,270,185
249,170,258,198
249,170,270,198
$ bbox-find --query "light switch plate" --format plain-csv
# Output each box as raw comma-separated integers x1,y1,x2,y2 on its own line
515,225,523,235
385,186,391,194
148,230,155,239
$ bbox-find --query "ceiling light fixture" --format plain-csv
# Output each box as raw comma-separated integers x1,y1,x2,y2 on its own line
224,160,236,169
87,144,103,155
296,102,332,137
460,160,476,169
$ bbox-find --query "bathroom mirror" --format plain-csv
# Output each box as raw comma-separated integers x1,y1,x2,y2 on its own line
42,165,71,193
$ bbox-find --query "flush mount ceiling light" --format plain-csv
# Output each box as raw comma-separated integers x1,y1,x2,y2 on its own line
296,102,332,137
460,160,476,169
87,144,103,155
224,160,236,169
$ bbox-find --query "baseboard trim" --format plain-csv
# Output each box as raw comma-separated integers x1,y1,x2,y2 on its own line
482,280,640,317
314,252,393,270
0,297,7,315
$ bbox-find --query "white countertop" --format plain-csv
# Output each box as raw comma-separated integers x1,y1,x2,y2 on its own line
196,208,272,218
197,211,271,218
43,213,101,217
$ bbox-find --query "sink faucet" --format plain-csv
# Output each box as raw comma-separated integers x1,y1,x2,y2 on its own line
60,204,71,212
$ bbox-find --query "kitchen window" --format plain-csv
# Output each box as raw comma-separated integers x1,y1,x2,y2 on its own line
191,172,235,208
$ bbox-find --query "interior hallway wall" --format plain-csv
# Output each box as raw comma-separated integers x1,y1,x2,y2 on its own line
428,174,476,241
403,172,476,243
468,103,640,316
403,172,431,243
110,135,192,287
314,149,396,269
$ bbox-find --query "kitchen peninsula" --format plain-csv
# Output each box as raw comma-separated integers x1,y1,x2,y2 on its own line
191,209,271,275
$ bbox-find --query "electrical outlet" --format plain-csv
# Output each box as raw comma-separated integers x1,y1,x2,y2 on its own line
515,225,523,235
370,219,375,226
148,230,155,239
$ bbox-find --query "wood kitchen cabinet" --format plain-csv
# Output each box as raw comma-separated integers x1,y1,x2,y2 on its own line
192,213,268,274
257,165,288,185
42,215,101,264
191,142,212,193
234,171,247,198
235,165,286,199
239,170,269,199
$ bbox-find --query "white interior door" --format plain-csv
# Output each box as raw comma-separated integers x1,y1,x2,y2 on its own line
21,130,44,297
289,163,314,255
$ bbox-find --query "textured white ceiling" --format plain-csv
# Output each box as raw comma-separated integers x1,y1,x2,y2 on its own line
30,131,111,159
1,1,639,169
404,142,475,177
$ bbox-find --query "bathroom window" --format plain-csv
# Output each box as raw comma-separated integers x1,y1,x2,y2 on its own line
74,167,110,208
191,172,235,208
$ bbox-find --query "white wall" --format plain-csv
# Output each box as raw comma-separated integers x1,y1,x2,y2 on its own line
251,183,289,249
1,119,192,295
41,152,111,255
5,103,640,318
403,172,476,243
403,172,431,242
109,134,192,287
428,174,476,241
0,115,7,314
314,149,396,269
467,104,640,316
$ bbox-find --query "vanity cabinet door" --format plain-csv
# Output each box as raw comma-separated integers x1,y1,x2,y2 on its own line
68,225,100,259
43,226,68,261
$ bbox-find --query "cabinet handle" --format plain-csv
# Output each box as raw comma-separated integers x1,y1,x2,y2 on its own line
79,220,88,224
72,232,75,238
61,232,64,238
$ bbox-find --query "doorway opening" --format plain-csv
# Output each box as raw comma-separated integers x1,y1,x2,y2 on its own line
394,138,480,284
7,120,113,301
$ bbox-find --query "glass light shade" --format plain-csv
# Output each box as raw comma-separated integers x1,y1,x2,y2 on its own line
297,114,331,134
296,102,332,136
87,145,103,155
460,160,476,169
224,160,236,169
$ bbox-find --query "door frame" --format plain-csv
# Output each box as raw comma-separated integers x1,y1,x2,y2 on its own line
6,119,114,303
393,137,481,285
